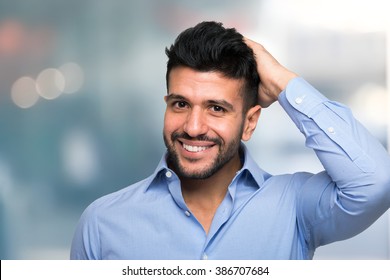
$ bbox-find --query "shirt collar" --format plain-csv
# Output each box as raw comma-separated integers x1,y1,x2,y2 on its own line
238,143,270,188
145,142,270,192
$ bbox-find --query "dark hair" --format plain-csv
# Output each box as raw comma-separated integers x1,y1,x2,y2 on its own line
165,21,259,112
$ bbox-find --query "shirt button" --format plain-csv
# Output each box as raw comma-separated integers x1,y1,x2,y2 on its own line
327,127,335,134
202,253,208,260
184,210,191,217
165,171,172,178
295,97,303,104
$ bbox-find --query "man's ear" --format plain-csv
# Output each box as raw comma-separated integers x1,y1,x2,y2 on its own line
241,105,261,141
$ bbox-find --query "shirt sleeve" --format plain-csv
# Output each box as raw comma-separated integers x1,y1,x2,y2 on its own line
70,203,101,260
278,77,390,254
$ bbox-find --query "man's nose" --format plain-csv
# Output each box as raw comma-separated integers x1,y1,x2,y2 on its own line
183,108,208,137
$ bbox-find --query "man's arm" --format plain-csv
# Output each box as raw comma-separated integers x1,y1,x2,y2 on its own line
70,204,100,260
246,38,390,250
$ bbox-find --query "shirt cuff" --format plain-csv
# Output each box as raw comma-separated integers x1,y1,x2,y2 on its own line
278,77,328,117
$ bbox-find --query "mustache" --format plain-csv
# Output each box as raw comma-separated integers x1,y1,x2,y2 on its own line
171,132,222,145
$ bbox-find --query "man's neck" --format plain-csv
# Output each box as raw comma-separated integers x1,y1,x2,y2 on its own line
179,153,242,234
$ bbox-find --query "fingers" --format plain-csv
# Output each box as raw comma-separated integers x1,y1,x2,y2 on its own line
244,37,265,52
243,37,259,50
244,37,281,70
244,37,298,108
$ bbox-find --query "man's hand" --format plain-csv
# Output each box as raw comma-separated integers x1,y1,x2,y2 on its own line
245,38,298,108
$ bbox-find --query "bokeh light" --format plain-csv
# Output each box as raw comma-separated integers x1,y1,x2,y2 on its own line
61,129,99,186
36,68,65,100
11,76,40,109
58,62,84,94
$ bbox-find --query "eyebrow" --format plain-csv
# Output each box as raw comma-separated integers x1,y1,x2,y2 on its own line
207,99,234,111
166,93,235,111
165,93,186,102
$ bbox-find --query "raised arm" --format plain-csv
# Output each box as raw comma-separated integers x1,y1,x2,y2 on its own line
246,38,390,252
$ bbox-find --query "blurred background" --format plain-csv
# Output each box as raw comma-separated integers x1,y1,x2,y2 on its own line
0,0,389,259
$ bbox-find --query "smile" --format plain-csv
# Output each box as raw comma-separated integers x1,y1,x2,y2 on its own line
181,143,213,153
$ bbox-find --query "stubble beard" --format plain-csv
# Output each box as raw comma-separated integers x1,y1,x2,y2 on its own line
163,130,243,180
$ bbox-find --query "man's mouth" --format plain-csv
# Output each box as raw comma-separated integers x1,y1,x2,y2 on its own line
182,143,211,153
171,132,220,154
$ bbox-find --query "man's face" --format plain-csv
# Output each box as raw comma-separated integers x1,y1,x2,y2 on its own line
163,66,259,180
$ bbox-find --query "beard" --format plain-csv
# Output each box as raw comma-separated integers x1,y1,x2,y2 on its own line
163,129,243,180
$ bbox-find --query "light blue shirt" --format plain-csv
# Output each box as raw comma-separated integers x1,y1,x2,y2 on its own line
70,78,390,260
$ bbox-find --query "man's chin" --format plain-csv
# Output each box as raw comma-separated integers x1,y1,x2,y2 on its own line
172,159,223,180
176,169,214,180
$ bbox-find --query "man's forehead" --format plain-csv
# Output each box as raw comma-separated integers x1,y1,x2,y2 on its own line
168,67,244,91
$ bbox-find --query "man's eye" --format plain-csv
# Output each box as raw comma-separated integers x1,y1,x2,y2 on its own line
174,101,187,108
211,105,225,112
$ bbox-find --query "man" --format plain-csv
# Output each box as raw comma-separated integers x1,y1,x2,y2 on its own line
70,21,390,259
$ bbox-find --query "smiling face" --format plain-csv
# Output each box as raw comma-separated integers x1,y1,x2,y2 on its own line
163,66,260,180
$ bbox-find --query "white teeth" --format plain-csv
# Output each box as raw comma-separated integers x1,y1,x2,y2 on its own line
183,143,209,152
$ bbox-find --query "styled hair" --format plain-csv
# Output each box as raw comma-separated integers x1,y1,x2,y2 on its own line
165,21,259,112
